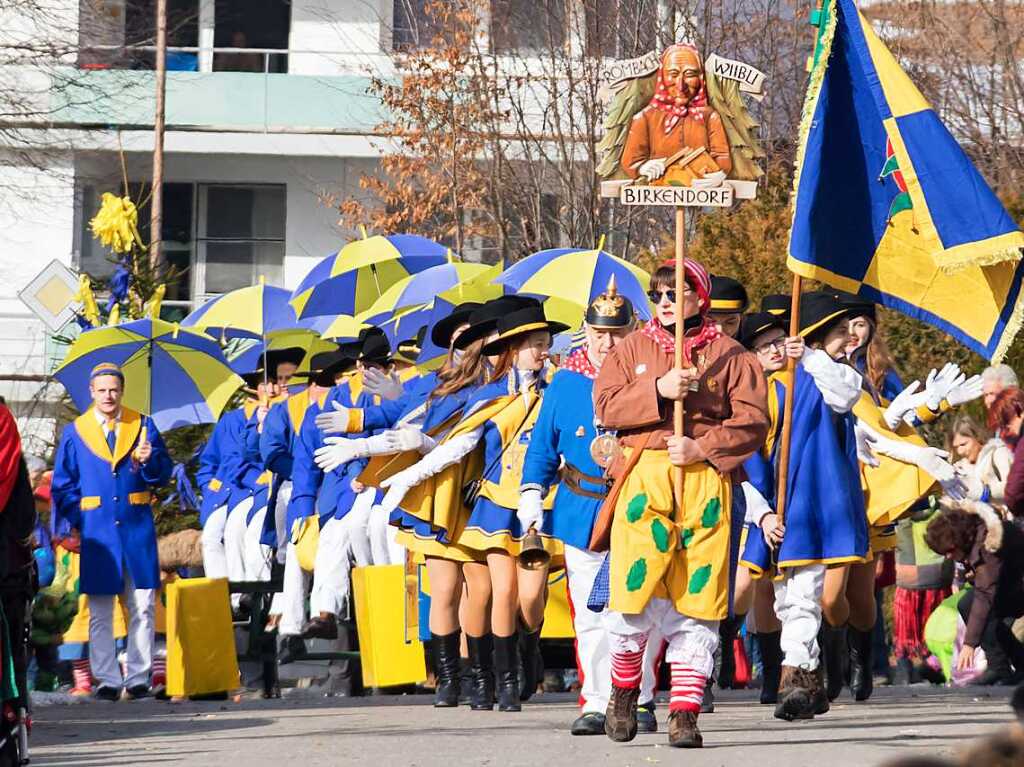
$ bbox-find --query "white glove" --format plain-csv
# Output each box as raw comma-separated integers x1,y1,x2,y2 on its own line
381,427,435,454
517,489,544,533
315,400,351,434
945,374,983,407
960,472,985,501
314,436,368,472
914,446,960,485
882,381,927,430
378,467,421,513
638,158,666,181
854,421,881,467
363,368,405,401
924,363,962,410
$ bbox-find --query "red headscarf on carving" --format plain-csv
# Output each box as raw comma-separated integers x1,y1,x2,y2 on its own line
650,44,708,134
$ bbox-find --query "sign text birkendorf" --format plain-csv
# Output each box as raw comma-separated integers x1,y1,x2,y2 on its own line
620,185,734,208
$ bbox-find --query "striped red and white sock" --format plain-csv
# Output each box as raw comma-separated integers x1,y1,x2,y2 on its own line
71,659,93,692
669,663,706,714
610,635,648,689
152,656,167,687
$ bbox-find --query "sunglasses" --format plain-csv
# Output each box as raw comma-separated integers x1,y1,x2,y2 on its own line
647,287,693,304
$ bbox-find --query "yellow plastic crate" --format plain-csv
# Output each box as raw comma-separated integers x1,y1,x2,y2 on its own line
166,577,240,697
353,564,426,688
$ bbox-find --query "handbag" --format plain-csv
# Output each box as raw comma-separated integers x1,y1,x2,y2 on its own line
462,395,540,508
587,432,653,553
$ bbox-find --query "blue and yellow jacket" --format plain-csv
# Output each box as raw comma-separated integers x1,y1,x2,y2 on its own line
51,407,173,595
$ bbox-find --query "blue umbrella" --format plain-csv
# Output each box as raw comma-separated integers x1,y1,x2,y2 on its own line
180,283,297,341
291,233,450,319
54,318,243,432
494,244,652,321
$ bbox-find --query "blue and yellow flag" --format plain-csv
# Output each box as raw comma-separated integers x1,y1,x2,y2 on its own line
788,0,1024,360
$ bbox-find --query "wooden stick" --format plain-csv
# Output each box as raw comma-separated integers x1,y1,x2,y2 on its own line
674,206,686,506
774,273,803,523
150,0,167,272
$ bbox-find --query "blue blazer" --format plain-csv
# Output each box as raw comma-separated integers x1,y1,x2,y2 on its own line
51,408,172,595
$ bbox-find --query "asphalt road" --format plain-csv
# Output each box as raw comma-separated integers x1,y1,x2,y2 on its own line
30,686,1017,767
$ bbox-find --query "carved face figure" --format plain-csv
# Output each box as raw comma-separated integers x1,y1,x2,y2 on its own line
662,47,703,106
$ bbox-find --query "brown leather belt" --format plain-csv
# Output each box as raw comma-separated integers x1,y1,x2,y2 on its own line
560,463,612,500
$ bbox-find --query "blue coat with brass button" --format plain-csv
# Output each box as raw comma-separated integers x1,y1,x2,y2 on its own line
51,407,173,595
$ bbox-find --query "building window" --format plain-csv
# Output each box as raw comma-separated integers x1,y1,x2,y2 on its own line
490,0,566,54
196,184,285,296
214,0,290,73
584,0,659,59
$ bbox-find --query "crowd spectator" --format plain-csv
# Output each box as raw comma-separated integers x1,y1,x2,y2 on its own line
987,388,1024,518
947,417,1013,507
925,503,1024,685
982,364,1018,410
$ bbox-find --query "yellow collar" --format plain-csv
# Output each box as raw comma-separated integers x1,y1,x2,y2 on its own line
76,406,143,468
286,388,313,433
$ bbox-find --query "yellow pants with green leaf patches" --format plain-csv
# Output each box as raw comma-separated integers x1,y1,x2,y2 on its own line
608,450,731,621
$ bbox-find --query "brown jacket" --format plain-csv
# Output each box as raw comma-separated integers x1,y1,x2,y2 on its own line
958,502,1024,648
620,106,732,178
593,331,768,476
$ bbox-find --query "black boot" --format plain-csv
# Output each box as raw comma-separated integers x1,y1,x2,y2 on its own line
717,614,745,689
518,626,543,702
820,623,847,701
757,631,783,705
848,626,874,701
432,631,461,708
494,634,522,712
467,634,495,710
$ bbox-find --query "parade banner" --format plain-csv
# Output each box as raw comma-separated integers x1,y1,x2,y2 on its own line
788,0,1024,360
704,53,766,99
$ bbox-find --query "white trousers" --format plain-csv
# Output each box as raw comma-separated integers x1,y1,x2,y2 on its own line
273,481,292,564
605,597,719,679
271,541,309,636
773,563,826,670
368,504,405,565
243,503,272,583
342,489,376,567
310,516,353,616
224,496,254,608
201,504,229,579
89,568,154,689
565,546,662,712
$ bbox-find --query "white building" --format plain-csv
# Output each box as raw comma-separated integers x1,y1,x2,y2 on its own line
0,0,676,453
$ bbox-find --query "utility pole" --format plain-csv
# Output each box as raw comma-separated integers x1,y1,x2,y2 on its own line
150,0,167,271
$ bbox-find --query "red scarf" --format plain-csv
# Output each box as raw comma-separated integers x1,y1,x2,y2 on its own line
561,347,598,380
640,318,720,366
651,44,708,134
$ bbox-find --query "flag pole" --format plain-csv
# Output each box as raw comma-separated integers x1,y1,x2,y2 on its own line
674,206,686,506
774,274,802,522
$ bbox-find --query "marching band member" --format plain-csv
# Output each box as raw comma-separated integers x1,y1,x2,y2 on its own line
737,296,869,721
593,258,768,748
51,363,173,700
257,347,337,658
375,298,568,712
519,280,661,734
224,350,299,615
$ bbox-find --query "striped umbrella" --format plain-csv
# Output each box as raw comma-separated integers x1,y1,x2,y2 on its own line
180,282,297,341
494,240,652,321
358,262,491,325
54,318,243,432
290,232,449,319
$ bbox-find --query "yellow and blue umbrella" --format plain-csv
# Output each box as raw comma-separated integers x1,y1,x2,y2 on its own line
54,318,243,432
180,282,297,341
376,303,434,348
291,233,449,319
305,314,370,343
358,262,491,325
494,243,652,321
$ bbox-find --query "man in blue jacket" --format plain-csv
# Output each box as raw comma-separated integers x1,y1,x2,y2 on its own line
51,363,172,701
519,281,660,735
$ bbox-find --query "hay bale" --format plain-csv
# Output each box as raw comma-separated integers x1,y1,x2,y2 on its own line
158,528,203,571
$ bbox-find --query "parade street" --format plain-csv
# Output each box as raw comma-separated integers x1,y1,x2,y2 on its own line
32,687,1017,767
